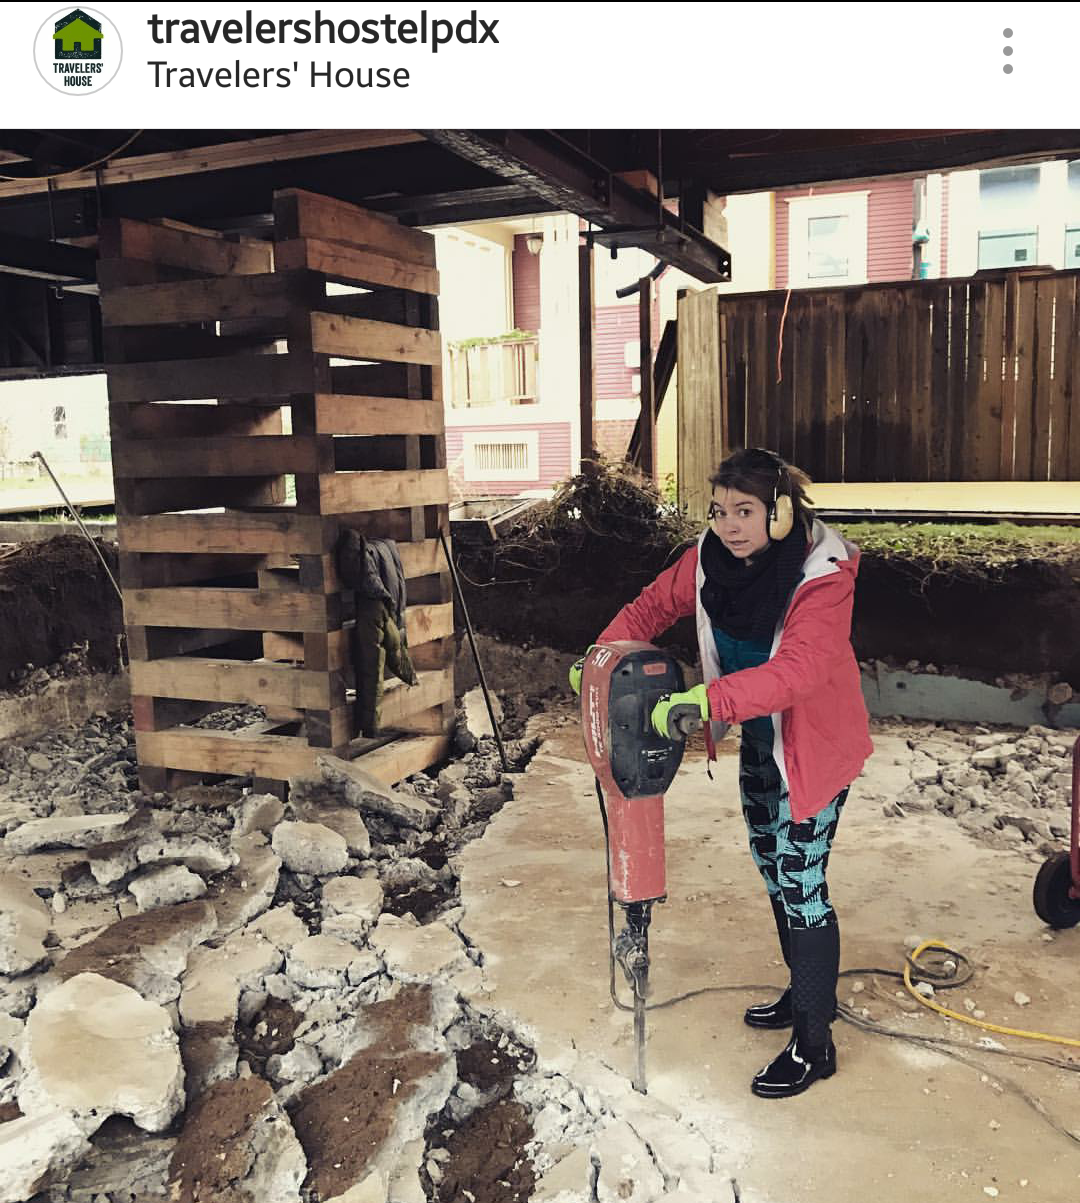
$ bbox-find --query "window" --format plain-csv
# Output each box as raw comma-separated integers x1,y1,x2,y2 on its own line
977,166,1040,270
806,215,850,279
1066,228,1080,265
52,405,67,440
787,192,869,287
978,229,1038,269
463,431,539,482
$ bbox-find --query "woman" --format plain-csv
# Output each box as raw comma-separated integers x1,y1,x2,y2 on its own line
578,447,872,1099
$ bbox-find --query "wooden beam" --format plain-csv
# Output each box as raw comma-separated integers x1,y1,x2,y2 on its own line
404,602,454,646
117,512,328,555
323,733,450,788
123,588,333,633
397,538,442,578
579,240,596,460
275,238,439,295
115,403,286,441
274,188,436,267
98,217,271,276
638,274,655,480
628,318,677,465
313,394,443,436
100,272,307,328
135,727,320,781
307,312,442,365
318,468,449,515
0,131,427,200
105,353,320,403
380,669,454,728
130,657,337,710
113,435,327,478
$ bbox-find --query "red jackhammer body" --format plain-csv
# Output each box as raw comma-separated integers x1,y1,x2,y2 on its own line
579,641,695,1092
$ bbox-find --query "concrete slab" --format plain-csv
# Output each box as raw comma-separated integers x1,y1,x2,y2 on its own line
456,712,1080,1203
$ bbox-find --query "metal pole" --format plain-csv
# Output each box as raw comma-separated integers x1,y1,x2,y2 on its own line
31,450,123,604
438,528,509,773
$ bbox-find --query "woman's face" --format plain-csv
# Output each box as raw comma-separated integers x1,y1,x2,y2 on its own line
709,487,771,560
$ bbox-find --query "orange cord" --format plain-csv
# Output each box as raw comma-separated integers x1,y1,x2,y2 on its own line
776,185,814,384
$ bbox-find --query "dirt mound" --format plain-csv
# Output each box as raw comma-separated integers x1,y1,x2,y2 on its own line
854,552,1080,686
0,533,122,681
456,462,698,656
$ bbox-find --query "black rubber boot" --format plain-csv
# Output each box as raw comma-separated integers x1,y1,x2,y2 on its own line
751,920,840,1098
744,896,793,1029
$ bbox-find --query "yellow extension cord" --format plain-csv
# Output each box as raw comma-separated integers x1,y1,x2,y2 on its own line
905,939,1080,1051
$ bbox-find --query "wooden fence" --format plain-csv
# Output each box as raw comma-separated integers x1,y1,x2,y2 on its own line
678,268,1080,513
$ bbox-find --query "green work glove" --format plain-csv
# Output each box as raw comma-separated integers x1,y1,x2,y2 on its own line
651,683,710,739
568,648,593,697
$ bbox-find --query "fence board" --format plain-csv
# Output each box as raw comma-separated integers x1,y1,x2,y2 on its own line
1032,277,1055,481
696,269,1080,487
973,279,1005,481
1048,275,1075,481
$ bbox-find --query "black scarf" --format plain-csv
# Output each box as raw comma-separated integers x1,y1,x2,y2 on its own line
699,526,809,643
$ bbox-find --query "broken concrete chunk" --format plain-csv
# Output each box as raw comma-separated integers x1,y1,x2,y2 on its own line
325,1171,387,1203
287,935,372,990
136,835,237,876
183,931,283,1023
179,958,241,1029
87,837,142,886
316,755,439,830
232,792,286,839
0,1013,23,1071
0,874,50,976
20,972,185,1134
322,875,384,925
591,1119,666,1203
210,834,281,936
296,803,372,858
60,1111,177,1201
272,821,349,876
56,899,218,1005
129,863,207,912
4,812,130,856
460,687,503,742
0,1109,91,1202
169,1076,306,1203
266,1041,323,1086
250,904,308,952
370,915,469,984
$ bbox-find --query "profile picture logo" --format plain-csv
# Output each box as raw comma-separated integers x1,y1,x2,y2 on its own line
35,7,122,94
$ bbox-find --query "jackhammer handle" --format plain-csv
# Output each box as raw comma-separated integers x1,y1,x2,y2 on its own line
667,705,703,740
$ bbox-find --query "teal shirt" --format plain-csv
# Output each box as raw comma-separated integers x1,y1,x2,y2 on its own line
711,626,774,743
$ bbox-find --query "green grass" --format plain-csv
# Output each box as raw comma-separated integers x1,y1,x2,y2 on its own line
834,520,1080,579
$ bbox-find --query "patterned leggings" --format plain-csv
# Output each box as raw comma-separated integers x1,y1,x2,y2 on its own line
738,724,848,930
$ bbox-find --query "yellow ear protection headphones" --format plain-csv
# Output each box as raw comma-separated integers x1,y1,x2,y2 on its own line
758,448,794,542
708,448,795,541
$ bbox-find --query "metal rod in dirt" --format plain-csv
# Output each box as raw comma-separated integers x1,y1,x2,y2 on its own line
31,450,123,604
438,527,509,773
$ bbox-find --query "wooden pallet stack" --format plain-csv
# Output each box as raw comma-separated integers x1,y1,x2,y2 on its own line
99,190,455,794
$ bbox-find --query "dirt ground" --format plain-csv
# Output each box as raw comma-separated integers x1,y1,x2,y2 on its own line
0,535,122,682
455,707,1080,1203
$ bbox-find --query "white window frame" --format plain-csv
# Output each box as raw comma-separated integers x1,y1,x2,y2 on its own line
462,430,539,482
787,192,870,288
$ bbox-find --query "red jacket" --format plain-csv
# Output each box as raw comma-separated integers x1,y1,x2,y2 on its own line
597,520,873,820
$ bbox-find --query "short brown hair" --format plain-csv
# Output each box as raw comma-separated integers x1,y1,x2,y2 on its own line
708,448,815,535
